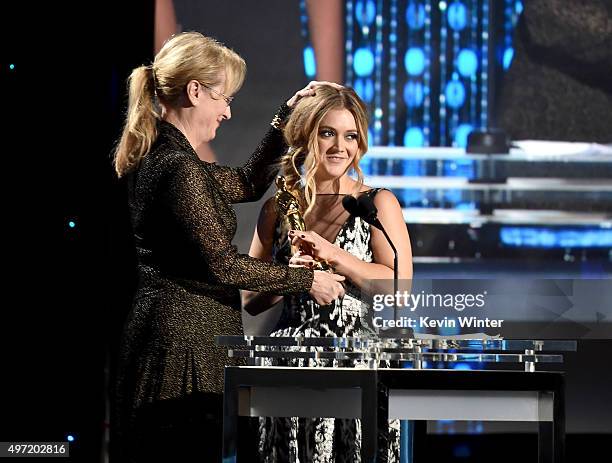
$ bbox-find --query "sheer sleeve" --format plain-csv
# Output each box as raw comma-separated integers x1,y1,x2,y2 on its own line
161,154,313,293
209,104,292,203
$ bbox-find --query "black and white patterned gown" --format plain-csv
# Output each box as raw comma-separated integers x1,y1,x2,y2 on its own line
257,189,400,463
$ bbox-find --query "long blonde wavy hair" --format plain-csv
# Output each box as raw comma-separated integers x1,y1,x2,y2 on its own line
281,85,369,217
113,32,246,177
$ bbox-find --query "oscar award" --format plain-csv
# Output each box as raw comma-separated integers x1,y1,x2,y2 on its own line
275,175,340,323
274,175,330,271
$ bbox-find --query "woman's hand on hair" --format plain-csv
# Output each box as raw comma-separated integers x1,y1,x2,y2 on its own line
286,81,344,108
289,230,340,264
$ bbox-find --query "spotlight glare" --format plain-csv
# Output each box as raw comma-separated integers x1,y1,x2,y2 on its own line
303,46,316,78
353,47,375,76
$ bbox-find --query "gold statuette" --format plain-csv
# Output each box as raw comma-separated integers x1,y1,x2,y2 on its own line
275,175,306,232
274,176,329,271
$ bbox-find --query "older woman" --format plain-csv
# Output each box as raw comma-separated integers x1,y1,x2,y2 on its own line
112,32,345,462
243,85,413,462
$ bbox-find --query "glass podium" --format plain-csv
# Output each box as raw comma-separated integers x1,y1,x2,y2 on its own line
217,335,576,372
218,335,575,462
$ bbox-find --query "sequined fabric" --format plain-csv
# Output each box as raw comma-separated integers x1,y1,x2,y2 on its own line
114,105,313,461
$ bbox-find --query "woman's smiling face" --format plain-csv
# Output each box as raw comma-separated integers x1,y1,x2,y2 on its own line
314,108,360,182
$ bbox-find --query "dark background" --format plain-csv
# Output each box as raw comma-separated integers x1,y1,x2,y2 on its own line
1,1,610,461
1,1,152,460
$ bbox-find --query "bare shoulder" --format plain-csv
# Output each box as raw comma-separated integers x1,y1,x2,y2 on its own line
372,189,401,208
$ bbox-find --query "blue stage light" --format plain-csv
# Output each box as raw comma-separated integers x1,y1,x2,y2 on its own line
368,129,375,146
453,363,472,371
404,47,426,76
66,435,75,442
354,47,375,77
445,80,466,108
503,47,514,70
457,49,478,76
403,81,424,107
354,78,375,102
9,64,15,70
500,227,612,248
401,189,422,207
444,158,474,178
303,46,316,78
438,321,460,336
68,220,76,229
402,160,425,176
559,230,612,247
455,201,476,210
516,1,524,15
406,1,426,29
355,0,376,26
447,2,467,31
403,127,425,147
454,123,473,147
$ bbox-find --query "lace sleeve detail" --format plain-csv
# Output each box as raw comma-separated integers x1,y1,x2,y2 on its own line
210,103,293,203
161,156,313,293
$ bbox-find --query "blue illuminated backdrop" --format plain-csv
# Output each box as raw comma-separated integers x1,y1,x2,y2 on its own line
297,2,610,457
299,0,523,148
299,0,526,221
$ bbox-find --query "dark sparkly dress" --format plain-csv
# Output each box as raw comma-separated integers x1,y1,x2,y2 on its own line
113,107,313,462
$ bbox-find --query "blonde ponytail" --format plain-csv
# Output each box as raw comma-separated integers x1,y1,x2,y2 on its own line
113,66,160,177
